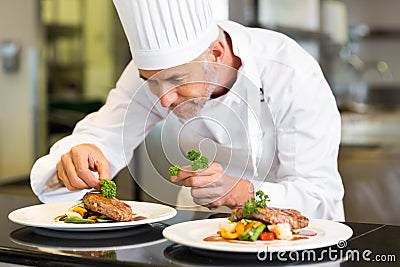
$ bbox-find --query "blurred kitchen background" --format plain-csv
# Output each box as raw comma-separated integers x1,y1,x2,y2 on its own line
0,0,399,225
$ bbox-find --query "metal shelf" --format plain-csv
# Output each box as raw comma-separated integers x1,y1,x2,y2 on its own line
45,24,82,40
364,27,400,39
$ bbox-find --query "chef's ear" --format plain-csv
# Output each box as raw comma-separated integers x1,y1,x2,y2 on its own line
208,40,225,64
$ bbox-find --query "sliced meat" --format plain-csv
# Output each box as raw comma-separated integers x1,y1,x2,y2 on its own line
82,192,133,222
231,207,309,229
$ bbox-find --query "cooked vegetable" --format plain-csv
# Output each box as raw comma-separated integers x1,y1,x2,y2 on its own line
219,221,237,233
220,221,244,240
65,210,83,219
237,221,255,240
250,223,266,241
100,179,117,198
56,203,120,224
218,219,272,242
259,232,275,241
267,223,293,240
243,190,270,215
71,206,87,217
64,217,96,223
220,229,241,239
237,231,251,240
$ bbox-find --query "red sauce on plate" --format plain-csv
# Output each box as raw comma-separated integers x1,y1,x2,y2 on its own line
291,236,309,241
203,236,226,242
132,216,148,221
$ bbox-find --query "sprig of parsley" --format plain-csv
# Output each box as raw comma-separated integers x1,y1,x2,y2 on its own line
168,165,181,176
191,155,209,171
243,190,270,215
168,149,209,176
187,150,201,161
100,179,117,198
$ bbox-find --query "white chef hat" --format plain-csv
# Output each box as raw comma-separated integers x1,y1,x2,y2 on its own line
113,0,219,70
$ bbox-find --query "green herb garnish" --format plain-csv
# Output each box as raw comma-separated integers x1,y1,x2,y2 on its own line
228,217,237,222
191,155,209,171
243,190,270,215
168,149,209,176
169,165,181,176
187,150,201,161
100,179,117,198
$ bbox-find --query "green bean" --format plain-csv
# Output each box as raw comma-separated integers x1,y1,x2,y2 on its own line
250,223,266,241
64,217,96,223
238,230,253,241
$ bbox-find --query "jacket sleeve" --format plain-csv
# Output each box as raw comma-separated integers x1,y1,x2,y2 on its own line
30,61,166,203
258,65,345,221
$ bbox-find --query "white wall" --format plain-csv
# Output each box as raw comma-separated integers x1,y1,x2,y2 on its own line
0,0,45,182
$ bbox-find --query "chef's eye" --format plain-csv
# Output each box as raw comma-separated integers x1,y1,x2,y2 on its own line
147,79,158,86
167,77,185,85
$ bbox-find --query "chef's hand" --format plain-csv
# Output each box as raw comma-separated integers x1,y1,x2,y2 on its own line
171,162,254,209
56,144,111,191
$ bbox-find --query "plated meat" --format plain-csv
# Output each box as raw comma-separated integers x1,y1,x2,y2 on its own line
231,207,309,230
82,192,133,222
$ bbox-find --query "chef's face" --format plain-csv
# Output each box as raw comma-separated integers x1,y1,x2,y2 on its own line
139,61,217,119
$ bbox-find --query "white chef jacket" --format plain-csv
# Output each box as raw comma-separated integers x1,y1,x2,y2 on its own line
30,21,345,220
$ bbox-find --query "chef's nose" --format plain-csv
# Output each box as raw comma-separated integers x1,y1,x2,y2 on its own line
159,90,178,108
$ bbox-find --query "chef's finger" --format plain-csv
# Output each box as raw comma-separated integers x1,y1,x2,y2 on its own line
56,160,71,189
191,187,224,207
170,165,192,182
91,154,111,182
69,151,100,189
172,165,212,182
60,153,91,190
56,158,85,191
181,175,215,187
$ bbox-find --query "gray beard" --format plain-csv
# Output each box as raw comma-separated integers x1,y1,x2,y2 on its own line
173,64,219,120
173,97,209,120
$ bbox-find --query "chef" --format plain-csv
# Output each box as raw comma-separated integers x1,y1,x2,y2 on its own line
30,0,345,220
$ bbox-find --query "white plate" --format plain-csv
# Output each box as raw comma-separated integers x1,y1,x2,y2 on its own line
163,218,353,253
8,201,177,231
